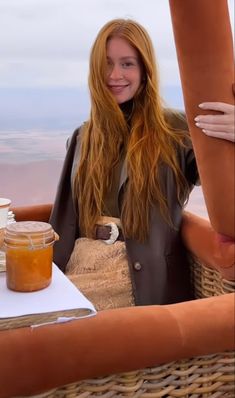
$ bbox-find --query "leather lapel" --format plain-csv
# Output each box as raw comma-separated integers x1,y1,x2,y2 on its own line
71,125,84,178
118,159,128,192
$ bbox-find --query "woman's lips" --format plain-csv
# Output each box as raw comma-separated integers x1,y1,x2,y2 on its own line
109,85,128,94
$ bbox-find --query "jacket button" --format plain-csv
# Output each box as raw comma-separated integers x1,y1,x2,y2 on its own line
133,261,142,271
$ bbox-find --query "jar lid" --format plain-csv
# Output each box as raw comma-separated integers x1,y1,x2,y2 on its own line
0,198,11,207
4,221,55,248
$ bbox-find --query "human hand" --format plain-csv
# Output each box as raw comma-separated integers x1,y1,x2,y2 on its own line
194,102,235,142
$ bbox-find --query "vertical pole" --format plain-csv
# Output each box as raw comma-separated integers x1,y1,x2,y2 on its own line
169,0,235,238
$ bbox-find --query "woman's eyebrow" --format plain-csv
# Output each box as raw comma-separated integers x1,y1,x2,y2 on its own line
120,56,137,60
107,56,138,61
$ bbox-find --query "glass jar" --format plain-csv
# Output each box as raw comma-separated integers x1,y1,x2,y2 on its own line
0,210,16,272
4,221,56,292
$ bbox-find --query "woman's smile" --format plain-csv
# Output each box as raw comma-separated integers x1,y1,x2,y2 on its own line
108,84,129,94
106,37,142,104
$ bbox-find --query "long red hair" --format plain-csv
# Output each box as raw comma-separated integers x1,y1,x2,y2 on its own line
73,19,190,240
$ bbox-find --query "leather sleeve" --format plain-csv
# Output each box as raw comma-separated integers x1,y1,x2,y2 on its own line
49,128,81,272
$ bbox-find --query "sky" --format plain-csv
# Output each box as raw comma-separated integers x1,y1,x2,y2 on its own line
0,0,234,131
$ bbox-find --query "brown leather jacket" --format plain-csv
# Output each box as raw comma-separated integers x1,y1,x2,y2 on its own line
50,110,198,305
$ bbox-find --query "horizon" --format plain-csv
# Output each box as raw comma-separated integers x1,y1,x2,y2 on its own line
0,0,233,216
0,85,184,131
1,0,233,132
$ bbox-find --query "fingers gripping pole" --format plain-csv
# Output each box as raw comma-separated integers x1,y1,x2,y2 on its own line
169,0,235,238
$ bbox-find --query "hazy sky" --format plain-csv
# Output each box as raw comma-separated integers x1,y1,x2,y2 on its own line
0,0,234,130
0,0,183,88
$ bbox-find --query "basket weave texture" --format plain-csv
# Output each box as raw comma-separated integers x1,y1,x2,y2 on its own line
0,308,91,330
17,257,235,398
190,256,235,298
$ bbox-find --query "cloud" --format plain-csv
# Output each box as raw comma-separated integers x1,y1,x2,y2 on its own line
0,0,183,88
0,59,89,88
0,0,234,130
0,0,233,89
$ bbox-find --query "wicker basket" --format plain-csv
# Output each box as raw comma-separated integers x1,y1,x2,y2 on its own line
19,257,234,398
190,256,235,298
24,352,234,398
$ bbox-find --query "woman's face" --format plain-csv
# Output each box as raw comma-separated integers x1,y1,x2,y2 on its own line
106,36,143,104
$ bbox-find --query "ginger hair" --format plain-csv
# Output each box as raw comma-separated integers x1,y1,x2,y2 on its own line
73,19,190,240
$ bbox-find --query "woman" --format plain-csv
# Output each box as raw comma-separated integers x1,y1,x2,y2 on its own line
49,19,232,309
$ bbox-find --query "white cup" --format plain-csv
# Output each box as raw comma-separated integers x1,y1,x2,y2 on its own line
0,198,11,229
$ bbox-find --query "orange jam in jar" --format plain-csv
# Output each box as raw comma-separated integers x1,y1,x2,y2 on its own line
4,221,56,292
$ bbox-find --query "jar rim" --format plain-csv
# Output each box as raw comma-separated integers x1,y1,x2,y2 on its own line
0,198,11,207
4,221,55,249
6,221,52,234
